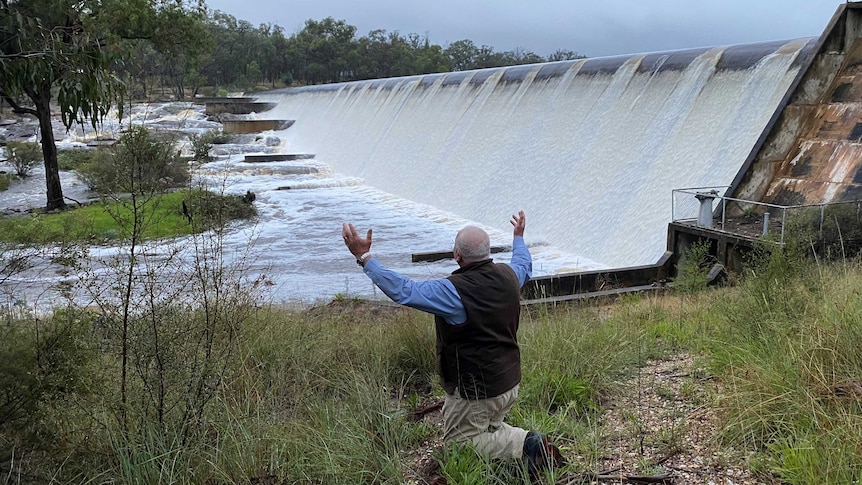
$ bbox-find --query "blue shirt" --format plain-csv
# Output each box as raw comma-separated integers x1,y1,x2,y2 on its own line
362,236,532,325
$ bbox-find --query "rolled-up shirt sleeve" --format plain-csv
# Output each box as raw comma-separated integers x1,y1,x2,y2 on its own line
508,236,532,287
362,258,467,325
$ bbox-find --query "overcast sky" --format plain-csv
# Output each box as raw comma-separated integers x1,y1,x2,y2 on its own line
204,0,846,58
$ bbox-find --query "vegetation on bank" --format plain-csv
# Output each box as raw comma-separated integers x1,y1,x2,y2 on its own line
0,190,255,244
3,242,862,483
0,126,255,245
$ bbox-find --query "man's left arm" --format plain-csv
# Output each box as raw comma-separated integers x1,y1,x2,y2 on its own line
507,210,532,288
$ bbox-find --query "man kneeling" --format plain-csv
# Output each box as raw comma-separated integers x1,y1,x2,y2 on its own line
342,211,565,476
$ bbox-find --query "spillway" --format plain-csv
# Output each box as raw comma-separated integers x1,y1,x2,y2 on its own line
257,38,817,268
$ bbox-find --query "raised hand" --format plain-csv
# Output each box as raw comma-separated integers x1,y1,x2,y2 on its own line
510,211,526,238
342,223,373,258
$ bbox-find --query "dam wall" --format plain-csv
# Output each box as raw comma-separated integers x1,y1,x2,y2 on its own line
259,39,817,268
732,3,862,206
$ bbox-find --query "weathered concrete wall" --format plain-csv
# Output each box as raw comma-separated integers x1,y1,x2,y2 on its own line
731,4,862,206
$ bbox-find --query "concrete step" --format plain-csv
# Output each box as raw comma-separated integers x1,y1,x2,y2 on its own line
192,96,255,104
205,102,277,115
243,153,316,163
412,246,511,263
521,284,665,305
222,120,294,134
264,166,320,175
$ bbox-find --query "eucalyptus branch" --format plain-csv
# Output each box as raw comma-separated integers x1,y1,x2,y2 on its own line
0,91,37,116
21,85,40,107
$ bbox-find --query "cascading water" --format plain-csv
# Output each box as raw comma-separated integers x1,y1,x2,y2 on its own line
259,37,817,268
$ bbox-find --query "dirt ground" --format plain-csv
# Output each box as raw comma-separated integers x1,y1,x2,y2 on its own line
404,352,774,485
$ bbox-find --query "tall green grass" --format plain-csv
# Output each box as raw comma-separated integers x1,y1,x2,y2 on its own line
7,252,862,484
2,295,693,483
701,251,862,483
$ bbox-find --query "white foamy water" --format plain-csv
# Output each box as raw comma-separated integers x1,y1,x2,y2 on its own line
190,155,603,303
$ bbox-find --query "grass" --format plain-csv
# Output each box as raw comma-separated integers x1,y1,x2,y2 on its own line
6,252,862,483
699,251,862,483
0,189,256,244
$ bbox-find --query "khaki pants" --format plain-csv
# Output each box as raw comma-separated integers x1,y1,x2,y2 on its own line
442,384,529,460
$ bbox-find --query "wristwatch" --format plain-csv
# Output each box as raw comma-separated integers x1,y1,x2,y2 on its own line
356,252,372,266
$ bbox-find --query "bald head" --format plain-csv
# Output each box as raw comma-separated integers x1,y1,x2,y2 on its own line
454,225,491,265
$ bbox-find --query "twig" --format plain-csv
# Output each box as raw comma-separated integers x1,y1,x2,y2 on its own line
559,452,679,484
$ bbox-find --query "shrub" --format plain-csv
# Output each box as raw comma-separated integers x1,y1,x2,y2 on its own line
674,239,715,294
0,173,11,191
189,129,234,163
74,149,114,191
0,308,97,455
6,141,41,177
185,190,257,226
784,203,862,259
58,148,99,171
188,131,214,162
76,127,188,194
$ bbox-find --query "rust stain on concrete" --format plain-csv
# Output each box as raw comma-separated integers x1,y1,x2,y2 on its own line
761,36,862,205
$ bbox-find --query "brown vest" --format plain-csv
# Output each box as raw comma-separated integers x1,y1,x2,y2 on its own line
434,259,522,399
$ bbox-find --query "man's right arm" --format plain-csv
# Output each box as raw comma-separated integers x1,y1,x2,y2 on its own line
363,258,467,325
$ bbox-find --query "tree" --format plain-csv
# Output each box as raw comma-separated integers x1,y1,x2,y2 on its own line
0,0,125,210
408,33,451,74
547,49,585,62
445,39,479,71
199,12,280,89
292,17,358,84
150,4,212,100
0,0,209,210
356,29,410,79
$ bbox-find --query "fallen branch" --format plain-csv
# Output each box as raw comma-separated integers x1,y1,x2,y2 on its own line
408,399,443,421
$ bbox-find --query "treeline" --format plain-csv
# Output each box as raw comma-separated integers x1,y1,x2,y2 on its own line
124,11,586,99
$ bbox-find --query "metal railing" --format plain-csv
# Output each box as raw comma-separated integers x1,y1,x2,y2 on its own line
672,187,862,246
